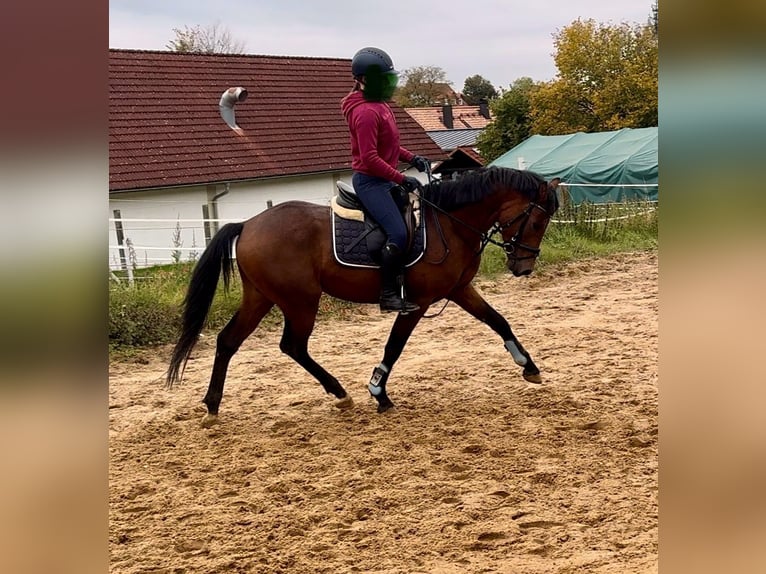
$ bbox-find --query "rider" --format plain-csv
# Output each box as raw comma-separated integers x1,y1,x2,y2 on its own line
340,47,430,314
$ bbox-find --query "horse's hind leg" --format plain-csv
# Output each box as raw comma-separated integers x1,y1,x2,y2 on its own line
450,284,542,383
201,291,274,427
280,307,352,409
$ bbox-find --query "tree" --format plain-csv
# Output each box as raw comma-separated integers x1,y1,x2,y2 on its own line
166,22,246,54
462,75,498,105
476,77,540,162
393,66,453,107
526,79,594,134
529,18,658,134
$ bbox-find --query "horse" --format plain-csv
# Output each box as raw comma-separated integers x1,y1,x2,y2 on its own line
167,166,560,427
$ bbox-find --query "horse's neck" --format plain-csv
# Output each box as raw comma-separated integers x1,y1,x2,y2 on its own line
452,197,501,233
437,198,501,248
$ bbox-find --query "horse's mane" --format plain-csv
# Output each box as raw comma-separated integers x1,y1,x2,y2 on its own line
422,167,545,212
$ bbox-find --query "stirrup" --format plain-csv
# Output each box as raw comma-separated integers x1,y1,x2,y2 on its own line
398,300,420,315
379,297,419,315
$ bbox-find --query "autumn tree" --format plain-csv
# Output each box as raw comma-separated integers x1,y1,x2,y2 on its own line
529,18,658,134
462,75,498,105
476,77,540,162
166,22,246,54
393,66,453,107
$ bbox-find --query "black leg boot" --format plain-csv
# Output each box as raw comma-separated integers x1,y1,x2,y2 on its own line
379,242,419,314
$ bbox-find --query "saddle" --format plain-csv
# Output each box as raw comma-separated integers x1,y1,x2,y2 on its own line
331,181,426,268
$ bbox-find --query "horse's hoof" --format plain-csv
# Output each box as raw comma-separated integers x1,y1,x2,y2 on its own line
200,413,219,428
376,401,395,414
334,396,354,410
523,372,542,384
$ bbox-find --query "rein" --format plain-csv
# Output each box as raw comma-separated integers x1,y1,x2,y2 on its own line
415,170,548,263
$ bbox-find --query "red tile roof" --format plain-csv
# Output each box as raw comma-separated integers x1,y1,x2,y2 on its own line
404,106,492,131
433,146,486,175
109,49,444,191
453,146,486,164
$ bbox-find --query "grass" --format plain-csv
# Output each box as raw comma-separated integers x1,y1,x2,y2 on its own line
109,263,358,359
109,200,657,356
479,199,657,276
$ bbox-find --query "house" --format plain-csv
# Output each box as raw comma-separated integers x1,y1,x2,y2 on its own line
404,102,492,133
404,102,492,179
431,146,487,181
431,83,464,105
109,49,443,269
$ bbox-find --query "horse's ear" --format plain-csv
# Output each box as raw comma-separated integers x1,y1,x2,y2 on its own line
539,178,561,200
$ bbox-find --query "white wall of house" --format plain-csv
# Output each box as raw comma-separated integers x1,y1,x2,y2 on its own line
109,171,353,270
108,167,423,271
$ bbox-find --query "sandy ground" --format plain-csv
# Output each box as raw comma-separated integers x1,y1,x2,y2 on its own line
109,251,657,574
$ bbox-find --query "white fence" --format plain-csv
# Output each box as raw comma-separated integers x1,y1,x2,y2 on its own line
108,177,656,274
109,201,658,276
109,216,244,270
108,192,333,272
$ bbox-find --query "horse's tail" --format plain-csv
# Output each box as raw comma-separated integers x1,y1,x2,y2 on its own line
166,222,244,387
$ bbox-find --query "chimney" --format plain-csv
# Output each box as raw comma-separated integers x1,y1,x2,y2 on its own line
442,104,453,129
219,87,248,132
479,98,490,119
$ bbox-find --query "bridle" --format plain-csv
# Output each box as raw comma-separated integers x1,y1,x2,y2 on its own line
411,169,553,319
481,201,552,263
415,184,553,265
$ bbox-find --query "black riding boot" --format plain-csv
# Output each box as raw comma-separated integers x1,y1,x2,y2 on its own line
379,243,419,314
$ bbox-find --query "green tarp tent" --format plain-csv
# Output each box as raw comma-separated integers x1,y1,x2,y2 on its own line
490,127,658,204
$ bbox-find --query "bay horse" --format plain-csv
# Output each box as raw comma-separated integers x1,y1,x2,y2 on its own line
167,167,560,426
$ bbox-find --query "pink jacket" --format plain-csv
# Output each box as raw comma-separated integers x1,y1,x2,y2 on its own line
341,91,414,184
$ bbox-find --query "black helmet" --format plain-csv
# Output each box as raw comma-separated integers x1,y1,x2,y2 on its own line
351,47,398,78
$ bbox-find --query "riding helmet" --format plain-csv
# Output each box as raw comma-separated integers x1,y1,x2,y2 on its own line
351,47,398,78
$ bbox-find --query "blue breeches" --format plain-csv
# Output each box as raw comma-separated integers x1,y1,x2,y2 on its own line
352,173,407,251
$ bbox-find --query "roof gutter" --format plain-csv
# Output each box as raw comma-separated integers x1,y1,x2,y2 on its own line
212,182,230,202
109,169,356,194
206,182,231,237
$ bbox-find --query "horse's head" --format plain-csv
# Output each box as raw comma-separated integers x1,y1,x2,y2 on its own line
496,177,560,276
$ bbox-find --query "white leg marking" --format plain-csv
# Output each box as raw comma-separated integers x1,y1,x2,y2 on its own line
505,340,528,366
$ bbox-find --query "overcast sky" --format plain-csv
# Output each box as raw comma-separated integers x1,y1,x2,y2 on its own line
110,0,653,88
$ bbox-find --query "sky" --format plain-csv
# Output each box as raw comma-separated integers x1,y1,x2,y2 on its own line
109,0,653,88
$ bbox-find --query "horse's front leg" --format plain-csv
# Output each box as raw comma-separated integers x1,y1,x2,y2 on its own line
449,283,542,383
369,309,425,413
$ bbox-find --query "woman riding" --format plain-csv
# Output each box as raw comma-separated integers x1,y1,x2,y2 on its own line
340,46,430,314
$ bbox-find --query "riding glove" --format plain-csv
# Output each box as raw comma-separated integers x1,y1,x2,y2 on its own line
400,176,423,193
410,156,430,173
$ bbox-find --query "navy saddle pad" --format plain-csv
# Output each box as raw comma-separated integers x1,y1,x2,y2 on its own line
331,182,426,268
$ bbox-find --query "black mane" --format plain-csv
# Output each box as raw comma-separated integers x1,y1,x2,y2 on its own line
422,167,545,212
